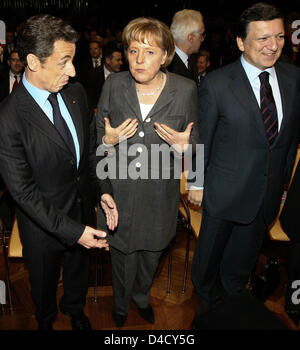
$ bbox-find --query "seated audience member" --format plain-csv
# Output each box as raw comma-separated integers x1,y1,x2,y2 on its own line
196,49,211,86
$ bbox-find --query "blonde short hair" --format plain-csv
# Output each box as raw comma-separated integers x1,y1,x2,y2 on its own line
122,17,175,68
171,9,203,44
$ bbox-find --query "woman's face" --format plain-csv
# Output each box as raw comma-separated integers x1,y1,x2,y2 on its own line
127,37,167,85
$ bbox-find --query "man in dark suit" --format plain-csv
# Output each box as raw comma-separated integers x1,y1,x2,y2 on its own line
168,9,205,84
0,50,24,102
81,42,123,110
188,2,300,328
0,14,118,330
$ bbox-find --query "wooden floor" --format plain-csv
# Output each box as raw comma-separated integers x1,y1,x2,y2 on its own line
0,220,299,332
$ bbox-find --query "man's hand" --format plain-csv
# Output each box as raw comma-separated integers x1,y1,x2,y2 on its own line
187,189,203,207
100,193,118,230
103,117,138,146
77,226,109,249
154,122,193,153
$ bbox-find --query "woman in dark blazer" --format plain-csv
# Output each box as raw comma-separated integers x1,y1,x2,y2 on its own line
96,17,200,327
280,151,300,326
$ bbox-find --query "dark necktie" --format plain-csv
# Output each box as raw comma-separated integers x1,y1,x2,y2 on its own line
12,75,18,90
259,71,278,145
48,93,76,159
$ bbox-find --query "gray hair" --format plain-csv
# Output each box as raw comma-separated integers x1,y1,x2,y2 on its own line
170,9,203,44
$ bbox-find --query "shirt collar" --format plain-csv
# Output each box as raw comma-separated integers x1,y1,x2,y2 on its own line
22,73,53,107
240,54,275,83
175,46,189,67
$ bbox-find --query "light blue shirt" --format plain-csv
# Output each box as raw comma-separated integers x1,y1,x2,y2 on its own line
22,74,80,167
240,55,283,131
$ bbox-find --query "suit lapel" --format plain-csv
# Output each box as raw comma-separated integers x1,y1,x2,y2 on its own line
229,60,269,145
146,71,176,121
121,71,176,122
18,83,70,153
18,83,83,157
122,74,143,121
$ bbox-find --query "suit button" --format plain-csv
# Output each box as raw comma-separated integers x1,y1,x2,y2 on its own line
136,162,141,168
145,118,151,123
77,197,82,203
139,131,144,137
137,147,143,153
76,176,80,181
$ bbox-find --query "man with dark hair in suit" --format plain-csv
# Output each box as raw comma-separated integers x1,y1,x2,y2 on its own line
0,50,24,102
188,2,300,329
0,14,118,330
81,41,123,110
168,9,205,84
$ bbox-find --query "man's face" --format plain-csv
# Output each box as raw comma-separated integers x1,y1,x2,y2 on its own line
189,20,205,54
105,52,123,72
197,55,210,74
32,40,76,93
8,52,24,74
237,18,285,70
89,42,102,59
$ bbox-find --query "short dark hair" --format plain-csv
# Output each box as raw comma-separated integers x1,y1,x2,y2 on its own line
236,2,283,40
17,14,78,66
102,41,122,60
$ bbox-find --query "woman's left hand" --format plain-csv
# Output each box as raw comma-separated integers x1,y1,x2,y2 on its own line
154,122,194,153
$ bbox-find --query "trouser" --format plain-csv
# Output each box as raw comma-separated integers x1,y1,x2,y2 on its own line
25,238,90,326
110,246,163,316
192,207,267,310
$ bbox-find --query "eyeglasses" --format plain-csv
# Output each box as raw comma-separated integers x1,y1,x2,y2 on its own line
193,31,206,40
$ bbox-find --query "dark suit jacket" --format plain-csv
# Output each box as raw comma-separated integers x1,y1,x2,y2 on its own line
96,70,200,253
0,69,9,102
80,65,105,109
168,52,198,84
199,58,300,226
0,81,112,257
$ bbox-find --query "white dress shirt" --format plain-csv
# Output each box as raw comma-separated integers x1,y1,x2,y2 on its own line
240,55,283,131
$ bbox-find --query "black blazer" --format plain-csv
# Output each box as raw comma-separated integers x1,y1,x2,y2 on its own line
0,69,9,102
80,65,105,109
168,52,198,84
0,81,112,256
199,58,300,226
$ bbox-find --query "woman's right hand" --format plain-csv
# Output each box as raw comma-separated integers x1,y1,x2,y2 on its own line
103,117,138,146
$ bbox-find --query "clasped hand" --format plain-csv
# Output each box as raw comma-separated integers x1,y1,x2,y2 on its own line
77,193,118,249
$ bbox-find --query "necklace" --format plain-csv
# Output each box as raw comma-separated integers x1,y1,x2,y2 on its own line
136,73,164,96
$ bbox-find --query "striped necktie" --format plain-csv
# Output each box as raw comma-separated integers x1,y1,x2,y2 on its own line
259,71,278,145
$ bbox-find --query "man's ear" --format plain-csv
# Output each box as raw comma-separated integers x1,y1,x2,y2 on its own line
26,53,41,71
236,36,245,52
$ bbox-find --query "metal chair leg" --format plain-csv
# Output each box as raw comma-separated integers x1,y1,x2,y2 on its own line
182,231,191,294
94,251,98,302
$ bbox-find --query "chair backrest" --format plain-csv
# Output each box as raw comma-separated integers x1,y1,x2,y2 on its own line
179,171,203,239
268,146,300,241
8,218,23,258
